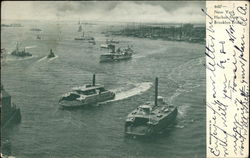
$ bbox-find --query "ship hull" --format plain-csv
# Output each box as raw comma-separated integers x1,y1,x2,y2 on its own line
1,107,21,129
11,50,32,57
47,54,55,58
74,37,94,41
60,91,115,109
74,38,89,41
150,107,178,134
100,54,132,62
125,107,178,137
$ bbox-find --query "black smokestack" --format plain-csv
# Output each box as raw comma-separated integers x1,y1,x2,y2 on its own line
92,74,95,86
155,77,158,106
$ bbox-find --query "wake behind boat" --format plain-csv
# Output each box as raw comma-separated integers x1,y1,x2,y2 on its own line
98,82,152,105
125,77,178,137
59,74,115,109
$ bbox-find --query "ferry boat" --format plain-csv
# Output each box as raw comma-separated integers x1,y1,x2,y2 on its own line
100,45,133,62
47,49,55,58
11,42,32,57
125,77,178,137
59,74,115,109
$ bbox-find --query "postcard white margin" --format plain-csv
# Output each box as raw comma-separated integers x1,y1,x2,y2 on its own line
205,1,249,158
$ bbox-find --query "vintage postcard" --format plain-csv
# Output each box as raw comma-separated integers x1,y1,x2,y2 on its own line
0,1,248,158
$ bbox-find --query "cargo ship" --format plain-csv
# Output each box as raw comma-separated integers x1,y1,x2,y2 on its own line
125,77,178,136
59,74,115,109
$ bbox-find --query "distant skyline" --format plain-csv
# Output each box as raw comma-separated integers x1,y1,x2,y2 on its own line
2,1,205,23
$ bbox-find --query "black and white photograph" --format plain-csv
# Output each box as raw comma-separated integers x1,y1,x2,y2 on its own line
1,1,208,158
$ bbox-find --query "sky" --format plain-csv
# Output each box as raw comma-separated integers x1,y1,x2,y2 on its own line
1,1,205,23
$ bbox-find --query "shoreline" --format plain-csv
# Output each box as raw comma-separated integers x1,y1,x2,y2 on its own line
104,23,205,44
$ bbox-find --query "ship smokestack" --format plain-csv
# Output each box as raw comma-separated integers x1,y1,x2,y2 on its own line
92,74,96,86
155,77,158,107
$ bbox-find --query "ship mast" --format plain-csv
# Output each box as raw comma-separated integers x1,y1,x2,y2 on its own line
155,77,158,107
16,42,19,52
92,74,96,86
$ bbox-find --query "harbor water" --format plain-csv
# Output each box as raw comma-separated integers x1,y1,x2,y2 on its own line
1,20,205,158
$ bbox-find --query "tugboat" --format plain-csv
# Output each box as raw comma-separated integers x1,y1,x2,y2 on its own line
0,85,21,129
88,39,96,45
100,44,133,62
47,49,55,58
59,74,115,109
11,42,32,57
125,77,178,137
36,34,41,40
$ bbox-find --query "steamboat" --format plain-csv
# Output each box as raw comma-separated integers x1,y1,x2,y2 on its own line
125,77,178,136
11,42,32,57
100,44,133,62
59,74,115,109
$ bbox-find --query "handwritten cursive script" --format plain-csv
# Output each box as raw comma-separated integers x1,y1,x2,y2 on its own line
204,1,249,157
